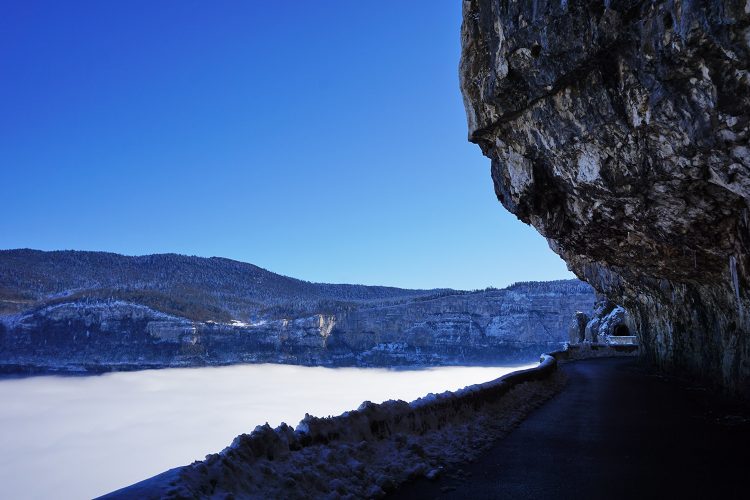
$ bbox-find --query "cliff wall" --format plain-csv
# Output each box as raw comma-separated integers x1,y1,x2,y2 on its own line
0,284,594,372
460,0,750,394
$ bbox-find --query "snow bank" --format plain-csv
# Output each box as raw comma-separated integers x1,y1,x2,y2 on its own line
101,354,566,499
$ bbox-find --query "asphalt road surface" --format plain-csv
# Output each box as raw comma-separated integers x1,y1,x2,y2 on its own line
390,357,750,499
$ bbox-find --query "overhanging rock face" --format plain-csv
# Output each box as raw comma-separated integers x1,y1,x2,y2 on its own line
460,0,750,395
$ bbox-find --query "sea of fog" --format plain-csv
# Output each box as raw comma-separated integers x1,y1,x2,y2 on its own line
0,362,534,499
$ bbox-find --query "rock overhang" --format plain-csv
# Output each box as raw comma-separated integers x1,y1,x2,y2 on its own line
460,0,750,395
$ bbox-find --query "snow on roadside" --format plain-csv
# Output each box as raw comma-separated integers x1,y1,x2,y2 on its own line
123,358,566,499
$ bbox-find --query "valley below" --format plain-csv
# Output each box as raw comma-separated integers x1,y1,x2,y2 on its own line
0,250,589,498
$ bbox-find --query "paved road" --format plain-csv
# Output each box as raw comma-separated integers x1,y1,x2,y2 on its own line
391,357,750,499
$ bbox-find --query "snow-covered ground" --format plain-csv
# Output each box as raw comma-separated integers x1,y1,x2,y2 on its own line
105,356,563,499
0,363,536,500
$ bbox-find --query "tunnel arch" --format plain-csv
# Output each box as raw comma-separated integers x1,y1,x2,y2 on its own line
613,324,630,337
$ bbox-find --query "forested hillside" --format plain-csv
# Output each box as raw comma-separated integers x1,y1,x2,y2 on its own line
0,249,449,321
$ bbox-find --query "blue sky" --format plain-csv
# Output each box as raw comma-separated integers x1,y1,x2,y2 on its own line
0,1,574,289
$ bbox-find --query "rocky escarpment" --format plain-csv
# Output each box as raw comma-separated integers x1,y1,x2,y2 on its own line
568,295,636,344
461,0,750,394
0,282,593,372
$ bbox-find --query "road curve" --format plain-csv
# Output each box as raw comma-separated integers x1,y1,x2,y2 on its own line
390,357,750,499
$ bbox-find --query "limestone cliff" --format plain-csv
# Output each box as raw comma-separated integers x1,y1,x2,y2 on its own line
460,0,750,394
0,282,593,372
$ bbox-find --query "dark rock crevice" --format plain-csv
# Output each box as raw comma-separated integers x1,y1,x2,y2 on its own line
461,0,750,396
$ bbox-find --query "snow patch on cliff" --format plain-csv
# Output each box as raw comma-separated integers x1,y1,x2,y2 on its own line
0,300,185,329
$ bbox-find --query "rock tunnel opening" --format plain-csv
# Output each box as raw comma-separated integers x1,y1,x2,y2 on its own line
613,324,630,337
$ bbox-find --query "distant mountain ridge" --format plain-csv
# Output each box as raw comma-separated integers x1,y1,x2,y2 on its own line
0,249,595,373
0,249,451,322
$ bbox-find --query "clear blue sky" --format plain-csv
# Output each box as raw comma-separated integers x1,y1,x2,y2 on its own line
0,1,574,290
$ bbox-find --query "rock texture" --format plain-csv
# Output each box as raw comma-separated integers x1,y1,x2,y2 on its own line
568,311,590,343
584,297,636,343
461,0,750,394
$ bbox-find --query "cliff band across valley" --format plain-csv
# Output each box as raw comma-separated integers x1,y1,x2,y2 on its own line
0,250,594,371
